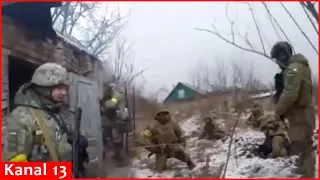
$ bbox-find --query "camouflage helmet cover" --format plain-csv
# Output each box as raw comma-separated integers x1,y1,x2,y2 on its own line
31,62,69,87
270,41,293,59
155,109,170,117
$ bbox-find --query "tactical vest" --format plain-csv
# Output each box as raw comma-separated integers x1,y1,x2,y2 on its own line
156,122,178,144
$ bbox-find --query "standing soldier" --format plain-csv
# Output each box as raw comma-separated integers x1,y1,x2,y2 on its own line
100,83,129,166
2,63,89,175
270,41,315,177
137,110,195,172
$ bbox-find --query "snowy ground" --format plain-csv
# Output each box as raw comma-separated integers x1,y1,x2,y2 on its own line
129,113,316,178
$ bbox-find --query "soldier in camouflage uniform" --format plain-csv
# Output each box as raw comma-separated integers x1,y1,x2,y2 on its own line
2,63,89,171
137,110,195,172
271,41,315,177
258,113,291,158
100,83,129,165
246,103,264,129
199,116,226,140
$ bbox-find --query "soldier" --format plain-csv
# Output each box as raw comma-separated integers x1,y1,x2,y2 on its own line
199,116,226,140
137,110,195,172
2,63,89,175
246,103,264,129
271,41,315,177
100,83,115,158
258,113,291,158
100,83,129,165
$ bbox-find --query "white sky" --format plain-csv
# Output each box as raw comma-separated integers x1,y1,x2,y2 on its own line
71,2,319,100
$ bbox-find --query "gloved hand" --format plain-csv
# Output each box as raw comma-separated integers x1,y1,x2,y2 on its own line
69,135,89,164
78,135,89,164
9,154,28,162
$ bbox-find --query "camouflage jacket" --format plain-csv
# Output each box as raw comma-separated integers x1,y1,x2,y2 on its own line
2,84,72,162
137,118,185,146
259,113,286,137
275,54,313,116
100,90,127,127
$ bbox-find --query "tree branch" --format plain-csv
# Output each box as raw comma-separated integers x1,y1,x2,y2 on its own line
280,2,318,54
299,2,318,35
262,2,295,53
244,3,266,54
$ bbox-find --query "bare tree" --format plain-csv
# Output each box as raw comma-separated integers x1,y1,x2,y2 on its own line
212,60,228,91
300,2,318,23
190,62,212,92
280,2,318,54
299,2,318,35
195,2,318,65
108,39,151,87
52,2,130,58
262,2,294,51
195,2,275,66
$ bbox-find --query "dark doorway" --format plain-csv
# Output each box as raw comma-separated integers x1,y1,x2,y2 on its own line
8,56,37,112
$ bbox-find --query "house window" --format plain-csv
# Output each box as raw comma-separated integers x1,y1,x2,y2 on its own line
178,89,185,99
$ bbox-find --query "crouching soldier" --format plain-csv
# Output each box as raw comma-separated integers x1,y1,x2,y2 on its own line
258,113,291,158
136,110,196,172
246,103,264,129
199,116,226,140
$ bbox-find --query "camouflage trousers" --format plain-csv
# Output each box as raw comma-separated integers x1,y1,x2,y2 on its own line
153,145,191,172
259,135,290,158
291,138,315,178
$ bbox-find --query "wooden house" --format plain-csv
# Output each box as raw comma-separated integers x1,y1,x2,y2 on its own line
163,82,204,104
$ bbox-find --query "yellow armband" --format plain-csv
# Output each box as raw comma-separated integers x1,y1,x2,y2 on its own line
111,98,118,104
9,154,28,162
143,130,152,138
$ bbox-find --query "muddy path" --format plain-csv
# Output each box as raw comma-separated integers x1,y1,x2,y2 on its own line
103,135,134,178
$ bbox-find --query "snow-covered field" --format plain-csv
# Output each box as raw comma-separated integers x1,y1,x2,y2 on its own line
129,113,318,178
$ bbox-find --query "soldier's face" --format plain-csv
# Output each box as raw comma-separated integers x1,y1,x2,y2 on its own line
51,85,69,102
275,51,290,68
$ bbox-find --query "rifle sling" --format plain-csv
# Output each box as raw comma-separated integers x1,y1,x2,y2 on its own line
28,108,60,162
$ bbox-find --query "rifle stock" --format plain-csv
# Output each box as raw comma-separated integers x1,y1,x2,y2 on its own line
72,106,82,178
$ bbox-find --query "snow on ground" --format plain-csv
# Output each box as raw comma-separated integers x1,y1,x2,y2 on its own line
130,113,316,178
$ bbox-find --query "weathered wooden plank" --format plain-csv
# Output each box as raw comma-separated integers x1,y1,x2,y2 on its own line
2,84,8,93
2,91,8,101
2,108,7,117
2,74,8,84
2,100,8,110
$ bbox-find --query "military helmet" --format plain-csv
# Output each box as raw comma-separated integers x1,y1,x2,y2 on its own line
270,41,293,59
31,62,68,87
156,109,170,117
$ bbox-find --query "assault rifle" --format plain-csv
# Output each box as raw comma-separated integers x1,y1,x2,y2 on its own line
274,71,284,104
72,106,83,178
124,85,130,154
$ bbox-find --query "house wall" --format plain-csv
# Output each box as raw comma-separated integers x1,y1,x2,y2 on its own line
1,16,104,117
2,48,10,118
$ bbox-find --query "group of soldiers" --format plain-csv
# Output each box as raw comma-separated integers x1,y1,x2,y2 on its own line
245,41,315,177
137,41,315,177
1,40,316,178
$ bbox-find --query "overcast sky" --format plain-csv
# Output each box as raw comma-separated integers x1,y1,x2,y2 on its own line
104,2,318,100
